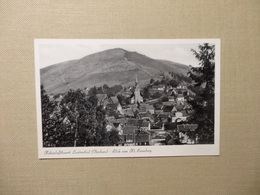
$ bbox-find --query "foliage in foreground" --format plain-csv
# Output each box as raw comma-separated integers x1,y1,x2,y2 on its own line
41,85,119,147
188,43,215,144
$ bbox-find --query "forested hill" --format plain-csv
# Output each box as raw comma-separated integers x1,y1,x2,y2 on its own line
40,48,191,94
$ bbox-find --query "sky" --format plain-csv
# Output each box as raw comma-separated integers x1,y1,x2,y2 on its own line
38,41,203,68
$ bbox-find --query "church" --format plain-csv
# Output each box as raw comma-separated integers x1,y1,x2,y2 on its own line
131,75,143,104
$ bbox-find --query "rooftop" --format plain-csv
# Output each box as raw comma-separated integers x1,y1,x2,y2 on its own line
177,124,198,131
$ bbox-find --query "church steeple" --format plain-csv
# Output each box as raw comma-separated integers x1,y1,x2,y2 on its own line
131,74,143,104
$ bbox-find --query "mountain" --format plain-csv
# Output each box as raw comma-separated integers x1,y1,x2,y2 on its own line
40,48,190,94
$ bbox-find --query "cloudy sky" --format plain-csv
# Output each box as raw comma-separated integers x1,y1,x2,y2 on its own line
38,40,203,68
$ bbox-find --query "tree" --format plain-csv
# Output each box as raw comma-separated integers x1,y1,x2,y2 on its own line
41,84,62,147
188,43,215,144
143,86,150,99
169,79,178,88
107,85,123,97
60,89,108,147
152,91,162,99
108,129,120,146
88,86,97,96
117,94,124,105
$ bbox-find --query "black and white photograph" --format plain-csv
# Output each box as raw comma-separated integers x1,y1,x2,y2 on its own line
35,39,220,158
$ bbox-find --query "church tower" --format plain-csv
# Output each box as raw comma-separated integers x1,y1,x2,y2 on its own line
132,75,143,104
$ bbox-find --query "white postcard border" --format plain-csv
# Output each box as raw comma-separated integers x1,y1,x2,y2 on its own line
34,39,220,159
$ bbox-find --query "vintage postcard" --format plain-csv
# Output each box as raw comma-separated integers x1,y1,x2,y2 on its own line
34,39,220,159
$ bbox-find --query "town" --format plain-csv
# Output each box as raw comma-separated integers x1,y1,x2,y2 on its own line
49,72,199,147
102,75,198,146
42,44,215,147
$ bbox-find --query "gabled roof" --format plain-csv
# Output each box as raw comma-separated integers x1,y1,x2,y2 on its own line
145,98,161,104
172,106,177,112
106,103,119,110
168,96,175,100
113,122,121,128
139,104,154,112
177,94,184,98
126,119,149,128
158,113,170,118
109,96,119,104
163,105,174,113
123,126,137,134
153,103,163,110
135,134,150,143
175,104,185,111
122,105,129,109
115,118,127,124
157,84,165,88
106,122,115,129
125,109,134,117
146,105,154,110
155,109,163,113
96,94,108,103
139,112,151,118
139,106,147,113
128,104,138,109
162,101,174,106
177,124,198,131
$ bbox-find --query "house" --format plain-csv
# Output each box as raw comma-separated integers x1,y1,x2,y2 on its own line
114,118,127,125
118,126,151,146
176,94,185,103
170,89,178,96
177,124,198,132
106,115,116,120
177,84,187,90
163,105,174,115
113,122,124,135
105,103,123,119
168,96,175,102
158,113,171,123
146,104,155,114
54,94,63,103
174,103,185,111
128,104,139,112
139,112,152,121
139,103,155,114
121,91,132,97
155,109,164,114
149,129,169,145
157,85,165,91
145,98,161,105
102,96,120,107
139,105,148,113
172,111,188,122
187,89,196,97
165,85,173,93
106,103,122,113
162,101,174,106
106,122,115,132
126,119,151,131
183,102,192,110
135,131,151,145
108,96,119,104
124,109,135,118
96,94,108,106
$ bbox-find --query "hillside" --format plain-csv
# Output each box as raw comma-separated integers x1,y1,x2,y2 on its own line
40,48,190,94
